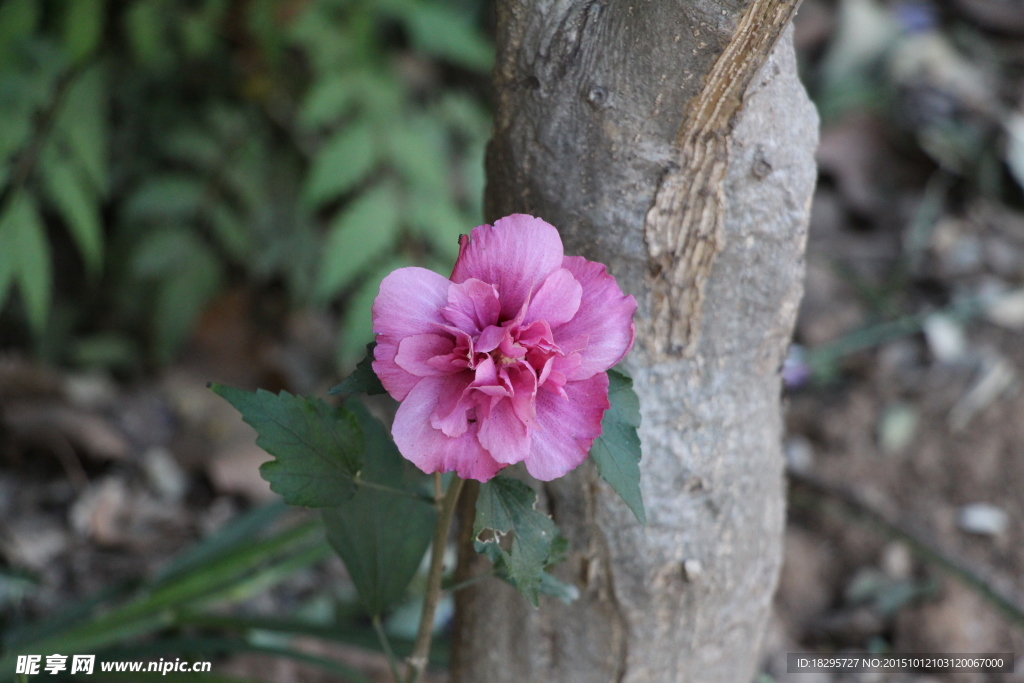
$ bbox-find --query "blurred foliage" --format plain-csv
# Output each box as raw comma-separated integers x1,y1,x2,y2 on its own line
0,0,492,369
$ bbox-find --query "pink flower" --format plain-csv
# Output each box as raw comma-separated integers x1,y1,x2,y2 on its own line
371,214,636,482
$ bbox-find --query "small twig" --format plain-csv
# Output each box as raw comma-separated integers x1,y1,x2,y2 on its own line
405,475,464,683
789,470,1024,630
372,614,402,683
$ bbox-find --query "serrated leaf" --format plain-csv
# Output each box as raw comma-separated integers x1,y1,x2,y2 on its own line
401,4,493,72
336,257,410,369
303,122,376,207
63,0,105,63
590,368,645,525
316,183,402,300
41,153,103,275
0,193,51,334
210,385,365,507
322,399,435,616
329,343,386,396
474,476,563,607
126,175,205,221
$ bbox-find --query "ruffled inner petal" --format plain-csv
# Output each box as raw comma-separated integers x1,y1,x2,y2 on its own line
395,334,457,377
525,268,582,327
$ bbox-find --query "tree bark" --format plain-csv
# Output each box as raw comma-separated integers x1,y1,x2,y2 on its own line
451,0,818,678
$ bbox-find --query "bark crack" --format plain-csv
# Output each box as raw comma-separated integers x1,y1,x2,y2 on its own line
643,0,802,358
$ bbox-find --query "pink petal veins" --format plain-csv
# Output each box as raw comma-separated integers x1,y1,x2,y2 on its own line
372,267,452,400
442,278,501,334
525,268,582,327
394,334,456,377
523,372,609,481
451,215,564,320
554,256,636,381
393,377,505,481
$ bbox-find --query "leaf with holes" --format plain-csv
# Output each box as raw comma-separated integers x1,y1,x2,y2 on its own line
474,476,565,607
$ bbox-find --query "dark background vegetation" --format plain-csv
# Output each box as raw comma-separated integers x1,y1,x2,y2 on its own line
0,0,1023,680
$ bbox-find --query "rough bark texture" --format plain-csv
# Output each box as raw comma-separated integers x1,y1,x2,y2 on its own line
451,0,818,678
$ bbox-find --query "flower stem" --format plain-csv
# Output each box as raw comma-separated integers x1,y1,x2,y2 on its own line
405,474,465,683
354,476,435,504
372,614,402,683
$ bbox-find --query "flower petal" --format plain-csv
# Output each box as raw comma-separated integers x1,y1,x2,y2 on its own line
525,268,582,327
451,215,564,320
372,267,452,400
523,372,609,481
554,256,637,380
442,278,501,334
477,397,531,465
392,376,505,482
431,371,475,437
395,334,456,377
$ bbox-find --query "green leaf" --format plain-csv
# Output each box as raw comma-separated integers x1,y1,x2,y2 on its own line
590,368,645,525
162,127,222,169
152,246,222,362
322,399,436,616
329,343,386,396
388,116,448,196
209,203,251,261
63,0,105,63
40,153,103,275
303,121,377,207
210,385,365,507
54,66,108,196
0,0,39,63
400,4,493,72
299,72,364,128
0,193,52,335
408,191,466,261
316,182,401,300
125,0,174,69
474,476,563,607
537,571,580,604
125,175,205,221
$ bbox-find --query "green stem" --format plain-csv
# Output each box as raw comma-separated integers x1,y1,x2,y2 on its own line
443,569,494,594
354,476,435,503
405,475,465,683
372,614,402,683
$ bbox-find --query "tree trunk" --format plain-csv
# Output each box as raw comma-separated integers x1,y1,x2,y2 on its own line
451,0,818,678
